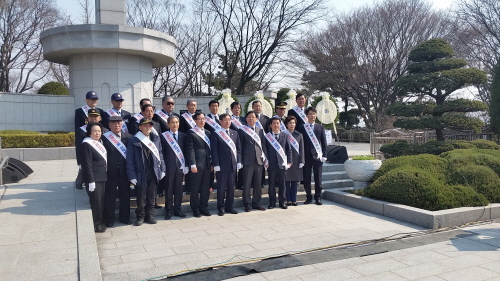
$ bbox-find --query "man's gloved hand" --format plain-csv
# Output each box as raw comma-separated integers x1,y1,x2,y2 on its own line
214,166,221,172
299,163,304,169
237,163,243,170
130,179,137,185
321,157,327,163
183,167,189,174
89,182,96,192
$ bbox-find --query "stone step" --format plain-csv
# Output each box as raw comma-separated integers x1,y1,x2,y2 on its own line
322,163,347,172
322,171,350,181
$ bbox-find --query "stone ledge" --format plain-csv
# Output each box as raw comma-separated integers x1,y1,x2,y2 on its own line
323,189,500,229
1,147,76,161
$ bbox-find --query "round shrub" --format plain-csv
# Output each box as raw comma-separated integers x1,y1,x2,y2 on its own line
449,140,476,149
38,82,69,96
373,154,448,181
448,164,500,202
379,140,416,158
416,140,455,155
440,149,500,176
442,185,489,208
470,139,499,150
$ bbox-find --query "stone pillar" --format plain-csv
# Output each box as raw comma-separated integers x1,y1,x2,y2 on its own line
95,0,126,25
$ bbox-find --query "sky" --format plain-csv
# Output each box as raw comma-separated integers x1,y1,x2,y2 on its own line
56,0,454,23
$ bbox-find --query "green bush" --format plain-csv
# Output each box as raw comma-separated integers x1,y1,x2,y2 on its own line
379,140,415,158
373,154,448,181
351,155,375,160
364,167,487,211
38,81,69,96
0,130,38,135
0,133,75,148
448,164,500,202
440,149,500,176
448,140,476,149
470,139,499,150
380,139,499,158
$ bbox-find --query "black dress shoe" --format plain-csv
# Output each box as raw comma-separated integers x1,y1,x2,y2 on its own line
165,213,172,220
135,218,144,226
119,219,133,225
245,205,251,212
291,202,297,206
75,182,83,190
193,211,201,218
268,204,275,209
279,204,288,209
315,198,323,205
145,217,157,224
154,204,162,209
304,198,312,204
218,210,224,216
200,209,211,216
95,224,107,233
252,206,266,211
286,201,291,206
106,222,114,227
158,192,165,197
174,211,186,218
225,209,238,214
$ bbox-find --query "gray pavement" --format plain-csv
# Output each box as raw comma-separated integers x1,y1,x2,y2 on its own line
1,143,499,281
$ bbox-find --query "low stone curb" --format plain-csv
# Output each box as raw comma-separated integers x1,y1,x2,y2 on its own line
323,188,500,229
1,147,75,161
75,189,102,281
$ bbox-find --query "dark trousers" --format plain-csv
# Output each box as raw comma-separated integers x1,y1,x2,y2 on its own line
165,171,184,214
135,176,157,219
75,168,83,187
86,181,106,227
242,161,263,207
285,181,298,202
235,169,243,189
103,173,130,223
210,170,215,189
189,166,210,212
303,158,323,199
267,167,286,205
158,176,167,195
216,170,236,210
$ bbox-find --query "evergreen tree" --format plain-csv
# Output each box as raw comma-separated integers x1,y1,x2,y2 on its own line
490,58,500,135
387,38,487,141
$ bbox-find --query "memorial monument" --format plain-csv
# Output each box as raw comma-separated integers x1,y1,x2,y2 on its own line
40,0,177,112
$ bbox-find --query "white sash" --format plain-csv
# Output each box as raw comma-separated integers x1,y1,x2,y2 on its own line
215,129,237,160
190,126,210,148
265,132,287,168
81,105,90,117
273,115,287,131
135,131,161,162
82,137,107,164
240,125,266,162
106,108,128,133
151,127,159,136
255,119,263,129
162,131,185,170
80,125,87,133
283,130,300,154
155,110,169,124
231,116,243,129
134,113,144,123
293,106,308,124
304,123,323,159
103,131,127,159
205,116,222,131
181,112,196,129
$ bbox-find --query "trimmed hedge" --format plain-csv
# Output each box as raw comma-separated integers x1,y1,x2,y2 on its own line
380,139,499,158
373,154,448,181
0,130,38,135
448,165,500,202
0,133,75,148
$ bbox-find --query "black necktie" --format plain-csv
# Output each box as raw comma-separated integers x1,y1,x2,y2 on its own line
226,130,229,135
275,134,279,140
174,133,177,142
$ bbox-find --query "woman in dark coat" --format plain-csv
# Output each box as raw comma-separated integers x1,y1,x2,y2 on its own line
81,122,108,232
284,116,305,206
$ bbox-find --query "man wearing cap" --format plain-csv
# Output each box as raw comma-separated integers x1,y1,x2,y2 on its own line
102,93,131,130
74,91,103,189
266,101,287,132
102,116,132,226
179,99,198,134
153,96,177,133
75,108,107,189
129,104,161,136
126,118,166,226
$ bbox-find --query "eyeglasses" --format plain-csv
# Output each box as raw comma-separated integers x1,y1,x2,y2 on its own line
166,102,174,105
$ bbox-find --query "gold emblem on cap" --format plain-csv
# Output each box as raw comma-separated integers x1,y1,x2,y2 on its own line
92,92,95,95
118,94,121,97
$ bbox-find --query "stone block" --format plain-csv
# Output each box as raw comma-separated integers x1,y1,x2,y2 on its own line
118,32,144,52
100,0,126,12
322,190,345,205
345,193,384,216
490,203,500,219
433,206,491,228
1,148,20,160
99,11,126,26
384,203,434,228
23,148,60,161
59,148,76,159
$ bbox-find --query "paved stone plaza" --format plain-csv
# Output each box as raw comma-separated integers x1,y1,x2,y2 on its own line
1,143,500,281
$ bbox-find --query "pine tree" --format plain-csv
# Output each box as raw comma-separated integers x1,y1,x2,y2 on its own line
490,58,500,135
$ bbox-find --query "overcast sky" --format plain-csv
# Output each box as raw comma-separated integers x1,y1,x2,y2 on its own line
56,0,454,22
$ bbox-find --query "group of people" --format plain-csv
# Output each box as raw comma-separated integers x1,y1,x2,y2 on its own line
75,91,327,233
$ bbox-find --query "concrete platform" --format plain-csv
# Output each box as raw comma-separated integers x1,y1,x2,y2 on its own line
1,159,499,281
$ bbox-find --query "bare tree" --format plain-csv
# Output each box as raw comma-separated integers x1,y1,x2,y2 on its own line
0,0,59,93
298,0,448,131
204,0,328,95
77,0,94,24
449,0,500,105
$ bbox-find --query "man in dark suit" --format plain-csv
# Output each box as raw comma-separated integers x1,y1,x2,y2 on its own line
186,112,212,217
102,116,132,226
211,114,241,216
205,100,221,132
239,111,267,212
160,115,188,219
298,107,327,205
287,93,308,127
101,93,131,130
129,104,161,136
179,99,198,133
230,101,246,131
263,117,292,209
74,91,103,189
128,98,152,132
153,96,177,133
252,100,270,133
